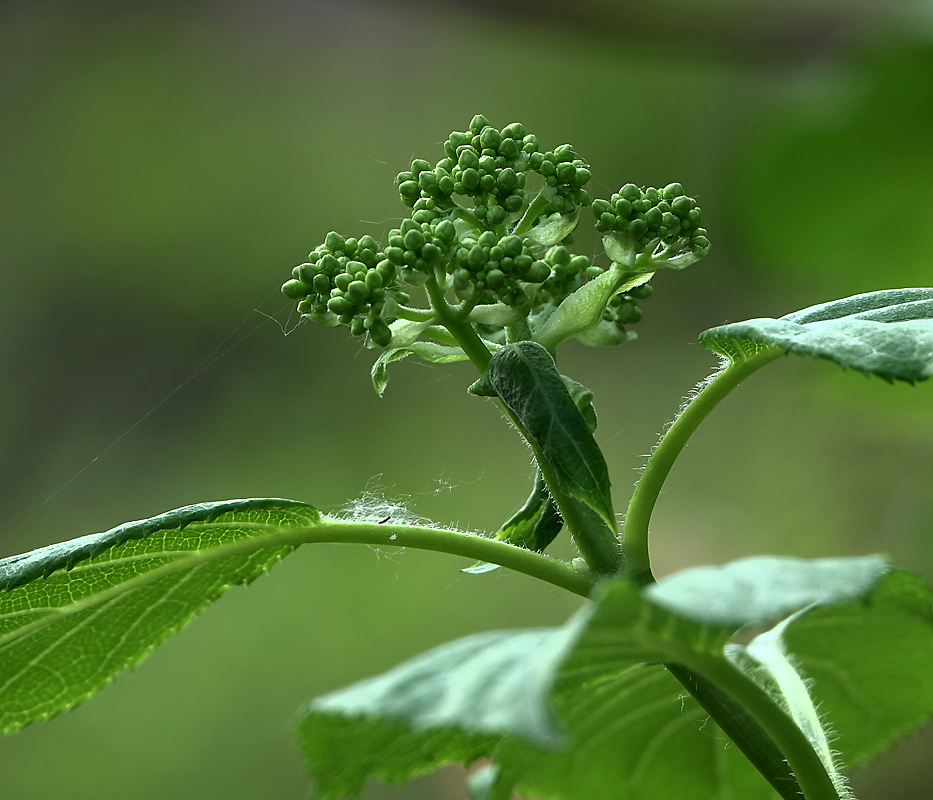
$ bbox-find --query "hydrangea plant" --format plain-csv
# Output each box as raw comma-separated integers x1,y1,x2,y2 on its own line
2,116,933,800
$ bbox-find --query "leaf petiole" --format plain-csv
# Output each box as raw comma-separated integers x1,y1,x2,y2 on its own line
622,346,784,584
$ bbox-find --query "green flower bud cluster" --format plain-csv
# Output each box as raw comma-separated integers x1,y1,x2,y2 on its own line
527,145,592,216
396,114,536,228
605,281,652,329
281,231,405,347
283,116,710,355
535,245,603,303
450,232,550,307
395,114,591,229
593,183,709,265
383,217,458,284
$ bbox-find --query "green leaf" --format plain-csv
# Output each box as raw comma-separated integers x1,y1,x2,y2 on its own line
465,765,498,800
296,583,775,800
724,569,933,799
371,341,468,396
779,570,933,766
496,472,563,552
462,472,562,575
524,209,581,248
298,555,904,799
561,374,598,432
645,554,890,627
468,342,614,530
0,498,317,733
295,625,583,800
700,288,933,382
533,268,652,351
467,303,527,327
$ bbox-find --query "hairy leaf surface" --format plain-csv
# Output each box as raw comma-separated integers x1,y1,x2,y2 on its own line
700,288,933,381
0,498,317,733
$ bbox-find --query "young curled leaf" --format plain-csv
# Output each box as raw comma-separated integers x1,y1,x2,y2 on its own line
532,269,652,352
468,342,615,535
463,472,563,578
371,341,469,397
524,209,581,248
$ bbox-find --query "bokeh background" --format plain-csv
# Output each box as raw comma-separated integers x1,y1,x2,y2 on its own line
1,1,932,798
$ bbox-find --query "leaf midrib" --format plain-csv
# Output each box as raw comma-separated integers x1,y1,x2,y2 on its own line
0,522,297,649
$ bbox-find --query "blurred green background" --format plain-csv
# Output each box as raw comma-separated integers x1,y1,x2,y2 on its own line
1,1,932,797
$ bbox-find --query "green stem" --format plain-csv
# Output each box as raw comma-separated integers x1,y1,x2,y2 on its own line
393,304,436,323
622,347,783,584
512,187,555,237
665,664,805,800
505,318,532,343
680,654,841,800
453,203,483,231
204,518,596,598
424,276,493,372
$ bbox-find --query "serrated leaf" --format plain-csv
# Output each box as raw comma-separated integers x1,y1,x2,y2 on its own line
371,341,468,396
0,498,317,733
700,288,933,381
533,268,652,351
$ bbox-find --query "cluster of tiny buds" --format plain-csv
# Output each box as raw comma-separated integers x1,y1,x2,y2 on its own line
451,231,550,307
281,231,408,347
282,118,710,350
593,182,709,255
395,114,591,227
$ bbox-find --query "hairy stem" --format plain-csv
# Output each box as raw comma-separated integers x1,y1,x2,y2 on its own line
679,654,841,800
392,304,437,323
665,664,805,800
425,276,494,372
622,347,783,584
209,518,596,597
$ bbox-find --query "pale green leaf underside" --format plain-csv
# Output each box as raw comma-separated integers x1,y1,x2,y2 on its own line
700,288,933,382
295,626,582,800
646,554,890,627
297,555,910,800
0,498,318,733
